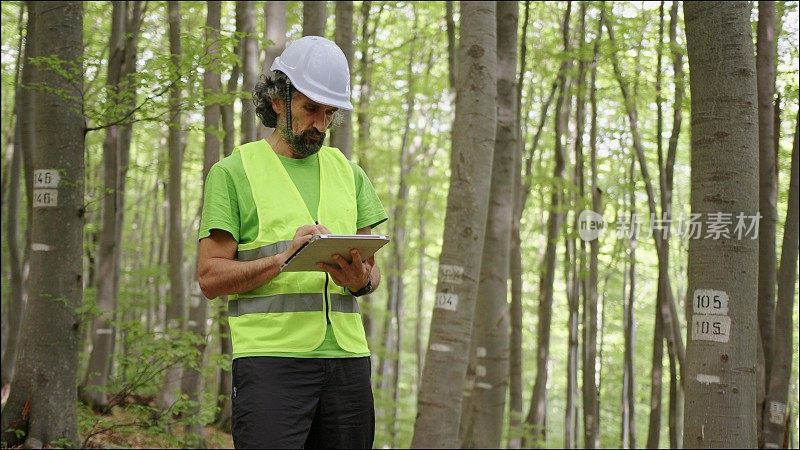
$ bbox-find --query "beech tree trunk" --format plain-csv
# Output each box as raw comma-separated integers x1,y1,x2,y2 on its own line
683,3,760,447
506,7,531,449
379,15,419,444
410,3,497,447
0,2,84,447
158,1,186,411
264,1,287,73
330,1,354,158
762,114,799,449
756,5,777,440
303,1,327,37
524,4,572,447
1,1,29,389
459,2,517,447
239,1,258,144
81,1,142,411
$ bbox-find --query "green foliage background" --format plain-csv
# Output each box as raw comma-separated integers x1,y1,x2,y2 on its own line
1,1,798,448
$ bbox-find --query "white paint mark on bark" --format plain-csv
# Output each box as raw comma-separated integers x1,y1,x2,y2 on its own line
476,365,487,377
768,401,786,425
440,264,464,284
476,347,487,357
476,382,492,389
430,343,452,352
696,373,721,384
95,328,113,335
31,243,52,251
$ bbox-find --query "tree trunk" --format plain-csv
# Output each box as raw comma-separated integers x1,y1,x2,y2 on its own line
756,4,777,440
507,5,531,448
81,1,136,411
158,1,186,412
584,6,603,449
683,3,760,447
410,3,497,447
622,159,638,449
354,1,384,344
524,4,572,447
567,6,589,449
445,1,457,91
0,3,84,447
264,1,287,72
1,1,29,389
180,2,222,444
762,113,799,449
379,15,418,444
607,10,688,447
239,1,258,144
459,2,517,447
330,1,354,158
221,3,244,157
302,1,327,37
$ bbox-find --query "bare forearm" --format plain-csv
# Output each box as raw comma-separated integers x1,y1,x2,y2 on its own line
199,255,283,299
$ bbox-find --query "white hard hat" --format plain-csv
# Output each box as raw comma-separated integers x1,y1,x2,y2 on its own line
270,36,353,111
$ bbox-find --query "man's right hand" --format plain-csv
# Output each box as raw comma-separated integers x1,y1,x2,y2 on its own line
280,223,331,262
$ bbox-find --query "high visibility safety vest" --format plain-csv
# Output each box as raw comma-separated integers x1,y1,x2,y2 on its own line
227,141,369,358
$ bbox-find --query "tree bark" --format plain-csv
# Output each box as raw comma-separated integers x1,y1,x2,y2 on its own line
524,4,572,447
459,2,517,447
410,3,497,447
303,1,327,37
683,3,760,447
239,1,258,144
264,1,287,73
158,1,187,412
762,113,799,449
445,1,457,91
81,1,141,411
0,2,84,446
507,5,531,447
756,5,777,439
379,14,419,444
180,2,222,444
330,1,354,158
1,1,29,389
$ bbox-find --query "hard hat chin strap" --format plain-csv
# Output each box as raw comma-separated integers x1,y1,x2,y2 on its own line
285,77,293,134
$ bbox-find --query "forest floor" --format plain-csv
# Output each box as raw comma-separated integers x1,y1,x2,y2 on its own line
79,405,234,449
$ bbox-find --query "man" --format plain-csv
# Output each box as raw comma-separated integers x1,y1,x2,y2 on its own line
197,36,387,449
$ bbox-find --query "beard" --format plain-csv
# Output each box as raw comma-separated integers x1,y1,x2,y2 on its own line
281,125,326,158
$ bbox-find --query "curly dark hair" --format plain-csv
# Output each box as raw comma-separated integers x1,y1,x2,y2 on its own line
253,71,295,128
253,70,345,131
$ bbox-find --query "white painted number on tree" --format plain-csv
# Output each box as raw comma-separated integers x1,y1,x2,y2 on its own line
435,292,459,311
33,189,58,207
33,169,60,188
691,315,731,342
693,289,729,315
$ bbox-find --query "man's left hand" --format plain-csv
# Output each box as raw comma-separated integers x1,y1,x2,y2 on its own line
318,249,373,292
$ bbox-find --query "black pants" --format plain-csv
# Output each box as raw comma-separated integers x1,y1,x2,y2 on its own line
231,356,374,449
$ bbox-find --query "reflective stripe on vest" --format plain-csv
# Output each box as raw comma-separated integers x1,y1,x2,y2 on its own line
228,141,369,357
228,293,360,316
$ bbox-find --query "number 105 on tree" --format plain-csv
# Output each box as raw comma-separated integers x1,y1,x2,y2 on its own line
691,315,731,342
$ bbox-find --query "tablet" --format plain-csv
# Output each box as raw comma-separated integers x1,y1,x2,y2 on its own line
280,234,390,272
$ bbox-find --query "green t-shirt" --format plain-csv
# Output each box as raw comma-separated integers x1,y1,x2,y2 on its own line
199,142,388,358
